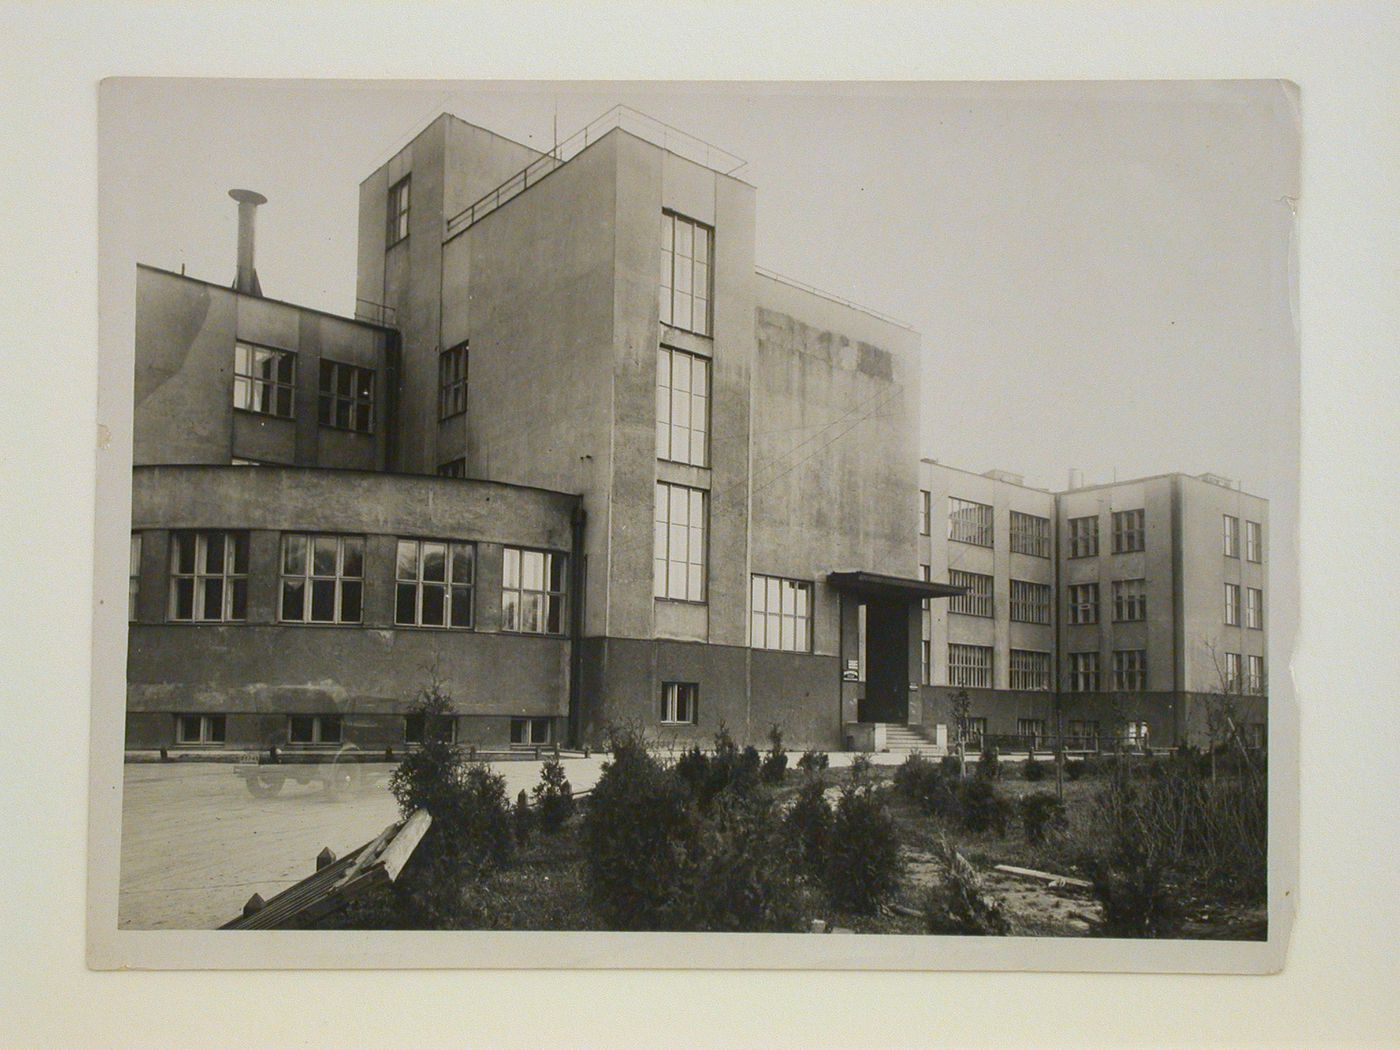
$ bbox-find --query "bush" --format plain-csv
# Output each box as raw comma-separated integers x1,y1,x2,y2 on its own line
532,756,575,833
922,834,1011,936
940,754,964,778
582,726,698,930
672,744,711,798
823,781,903,913
894,753,960,821
1023,752,1047,782
975,746,1000,781
513,789,535,844
1090,841,1184,938
1019,791,1068,845
848,753,875,785
796,749,829,774
760,724,789,785
785,777,833,876
1065,758,1086,781
958,779,1012,836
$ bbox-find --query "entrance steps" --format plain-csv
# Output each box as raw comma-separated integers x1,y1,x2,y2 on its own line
877,723,946,757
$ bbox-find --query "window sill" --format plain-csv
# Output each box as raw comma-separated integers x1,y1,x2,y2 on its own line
317,423,376,436
393,624,476,632
654,597,708,607
233,407,295,422
498,630,567,639
947,539,994,549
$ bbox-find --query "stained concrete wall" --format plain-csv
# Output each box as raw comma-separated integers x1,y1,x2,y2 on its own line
134,266,392,470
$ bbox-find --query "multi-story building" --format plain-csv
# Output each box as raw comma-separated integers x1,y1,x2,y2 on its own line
919,460,1269,750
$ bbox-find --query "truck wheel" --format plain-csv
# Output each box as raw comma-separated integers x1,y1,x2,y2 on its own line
325,747,363,801
245,770,286,798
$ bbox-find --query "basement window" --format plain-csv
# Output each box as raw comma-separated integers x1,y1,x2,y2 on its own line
660,682,699,725
288,714,342,746
510,718,553,745
175,713,226,745
404,713,457,745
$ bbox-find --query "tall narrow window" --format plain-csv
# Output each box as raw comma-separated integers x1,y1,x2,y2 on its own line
280,534,364,624
1010,650,1051,690
1112,578,1147,622
1068,651,1101,692
1246,520,1263,563
948,570,993,617
750,574,812,652
1067,582,1100,625
1010,511,1051,558
1010,579,1051,624
395,539,475,628
1246,587,1264,629
659,211,712,336
129,533,142,621
660,682,699,725
1224,583,1242,626
947,498,993,546
1247,654,1265,693
318,360,374,433
439,342,468,419
1113,649,1147,691
503,547,566,635
387,175,411,246
1224,652,1242,690
919,490,931,536
1017,718,1047,744
655,346,709,466
233,342,295,418
654,482,706,601
1112,509,1146,553
168,531,249,622
1068,515,1099,558
1223,514,1240,557
947,644,993,689
920,564,932,685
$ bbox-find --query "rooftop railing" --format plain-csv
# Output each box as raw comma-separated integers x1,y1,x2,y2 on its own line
444,105,748,241
353,297,397,327
754,265,917,332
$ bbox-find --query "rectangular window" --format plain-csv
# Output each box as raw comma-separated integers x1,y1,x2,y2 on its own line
1247,654,1265,693
395,539,475,628
1224,652,1242,690
1068,515,1100,558
387,175,410,246
404,713,457,745
919,490,931,536
168,531,249,622
965,716,987,746
503,547,566,635
439,342,468,419
660,682,699,725
1068,651,1101,692
1224,582,1242,625
1246,587,1264,629
437,458,467,478
510,717,554,745
1067,720,1100,749
1009,649,1051,690
1067,582,1100,625
750,574,813,652
1112,509,1146,553
948,570,993,617
175,713,226,745
288,714,342,746
233,342,295,418
317,360,374,433
1112,578,1147,622
1010,579,1051,624
1017,718,1047,744
280,534,364,625
947,644,993,689
947,498,993,547
1113,649,1148,691
1246,520,1263,563
659,211,712,336
1223,514,1240,558
1010,511,1051,558
129,533,142,621
654,482,706,601
920,564,932,685
1122,721,1149,747
655,346,710,466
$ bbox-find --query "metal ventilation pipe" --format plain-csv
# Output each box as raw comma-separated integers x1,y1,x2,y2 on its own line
229,189,267,296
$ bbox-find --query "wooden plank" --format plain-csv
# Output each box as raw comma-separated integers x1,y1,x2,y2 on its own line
993,863,1092,889
376,809,431,883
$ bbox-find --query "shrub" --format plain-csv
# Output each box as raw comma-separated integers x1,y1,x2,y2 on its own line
848,753,875,785
796,749,830,774
894,753,960,821
959,779,1011,836
673,744,711,798
1090,841,1184,938
1023,752,1047,782
823,781,903,913
760,724,788,785
1019,791,1068,845
940,754,963,778
532,756,575,833
513,789,535,844
785,777,833,876
582,726,698,930
1065,758,1086,781
922,834,1011,935
975,746,1001,781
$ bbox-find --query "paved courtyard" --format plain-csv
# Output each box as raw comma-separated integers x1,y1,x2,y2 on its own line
118,756,608,930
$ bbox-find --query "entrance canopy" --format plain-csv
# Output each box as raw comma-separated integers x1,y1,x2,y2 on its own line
826,570,964,602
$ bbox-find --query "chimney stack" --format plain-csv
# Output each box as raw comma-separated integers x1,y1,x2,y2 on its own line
1068,468,1084,490
228,189,267,297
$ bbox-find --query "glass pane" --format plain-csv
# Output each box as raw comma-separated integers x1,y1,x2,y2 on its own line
692,359,708,398
751,576,764,612
173,577,193,620
232,376,250,410
356,369,373,400
695,295,709,336
422,542,446,582
751,610,764,646
781,581,795,616
320,359,334,391
340,581,362,623
451,543,474,584
235,344,249,374
672,417,689,463
693,225,708,264
510,719,525,744
173,533,195,575
503,546,520,589
688,563,703,600
277,353,294,383
781,614,795,650
548,554,566,592
281,579,305,621
546,595,562,634
395,582,417,625
523,592,544,633
276,387,293,417
320,716,342,744
669,560,686,599
335,400,350,428
675,219,692,259
209,716,226,743
230,579,247,620
202,578,223,620
341,537,363,578
202,533,225,573
450,585,472,628
659,284,671,325
502,590,519,631
661,213,672,252
336,365,352,396
421,584,446,626
354,403,371,431
675,253,692,294
311,579,336,621
396,540,417,580
521,550,544,591
312,536,338,577
317,394,332,425
654,558,667,598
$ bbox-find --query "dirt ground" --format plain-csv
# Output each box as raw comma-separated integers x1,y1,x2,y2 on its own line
118,757,607,929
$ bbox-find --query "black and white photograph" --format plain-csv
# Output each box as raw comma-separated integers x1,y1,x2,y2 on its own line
88,78,1301,967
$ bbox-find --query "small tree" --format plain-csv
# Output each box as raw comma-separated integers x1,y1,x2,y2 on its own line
532,756,575,833
949,689,973,779
760,723,788,785
823,780,903,913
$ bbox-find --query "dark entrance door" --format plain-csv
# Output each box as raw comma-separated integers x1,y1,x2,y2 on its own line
857,597,910,724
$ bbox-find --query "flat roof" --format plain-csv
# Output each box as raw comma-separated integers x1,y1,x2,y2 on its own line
919,458,1267,502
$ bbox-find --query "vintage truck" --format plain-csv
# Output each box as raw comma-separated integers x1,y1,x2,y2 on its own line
235,743,375,799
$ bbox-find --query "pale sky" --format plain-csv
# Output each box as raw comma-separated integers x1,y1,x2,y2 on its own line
101,79,1298,504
